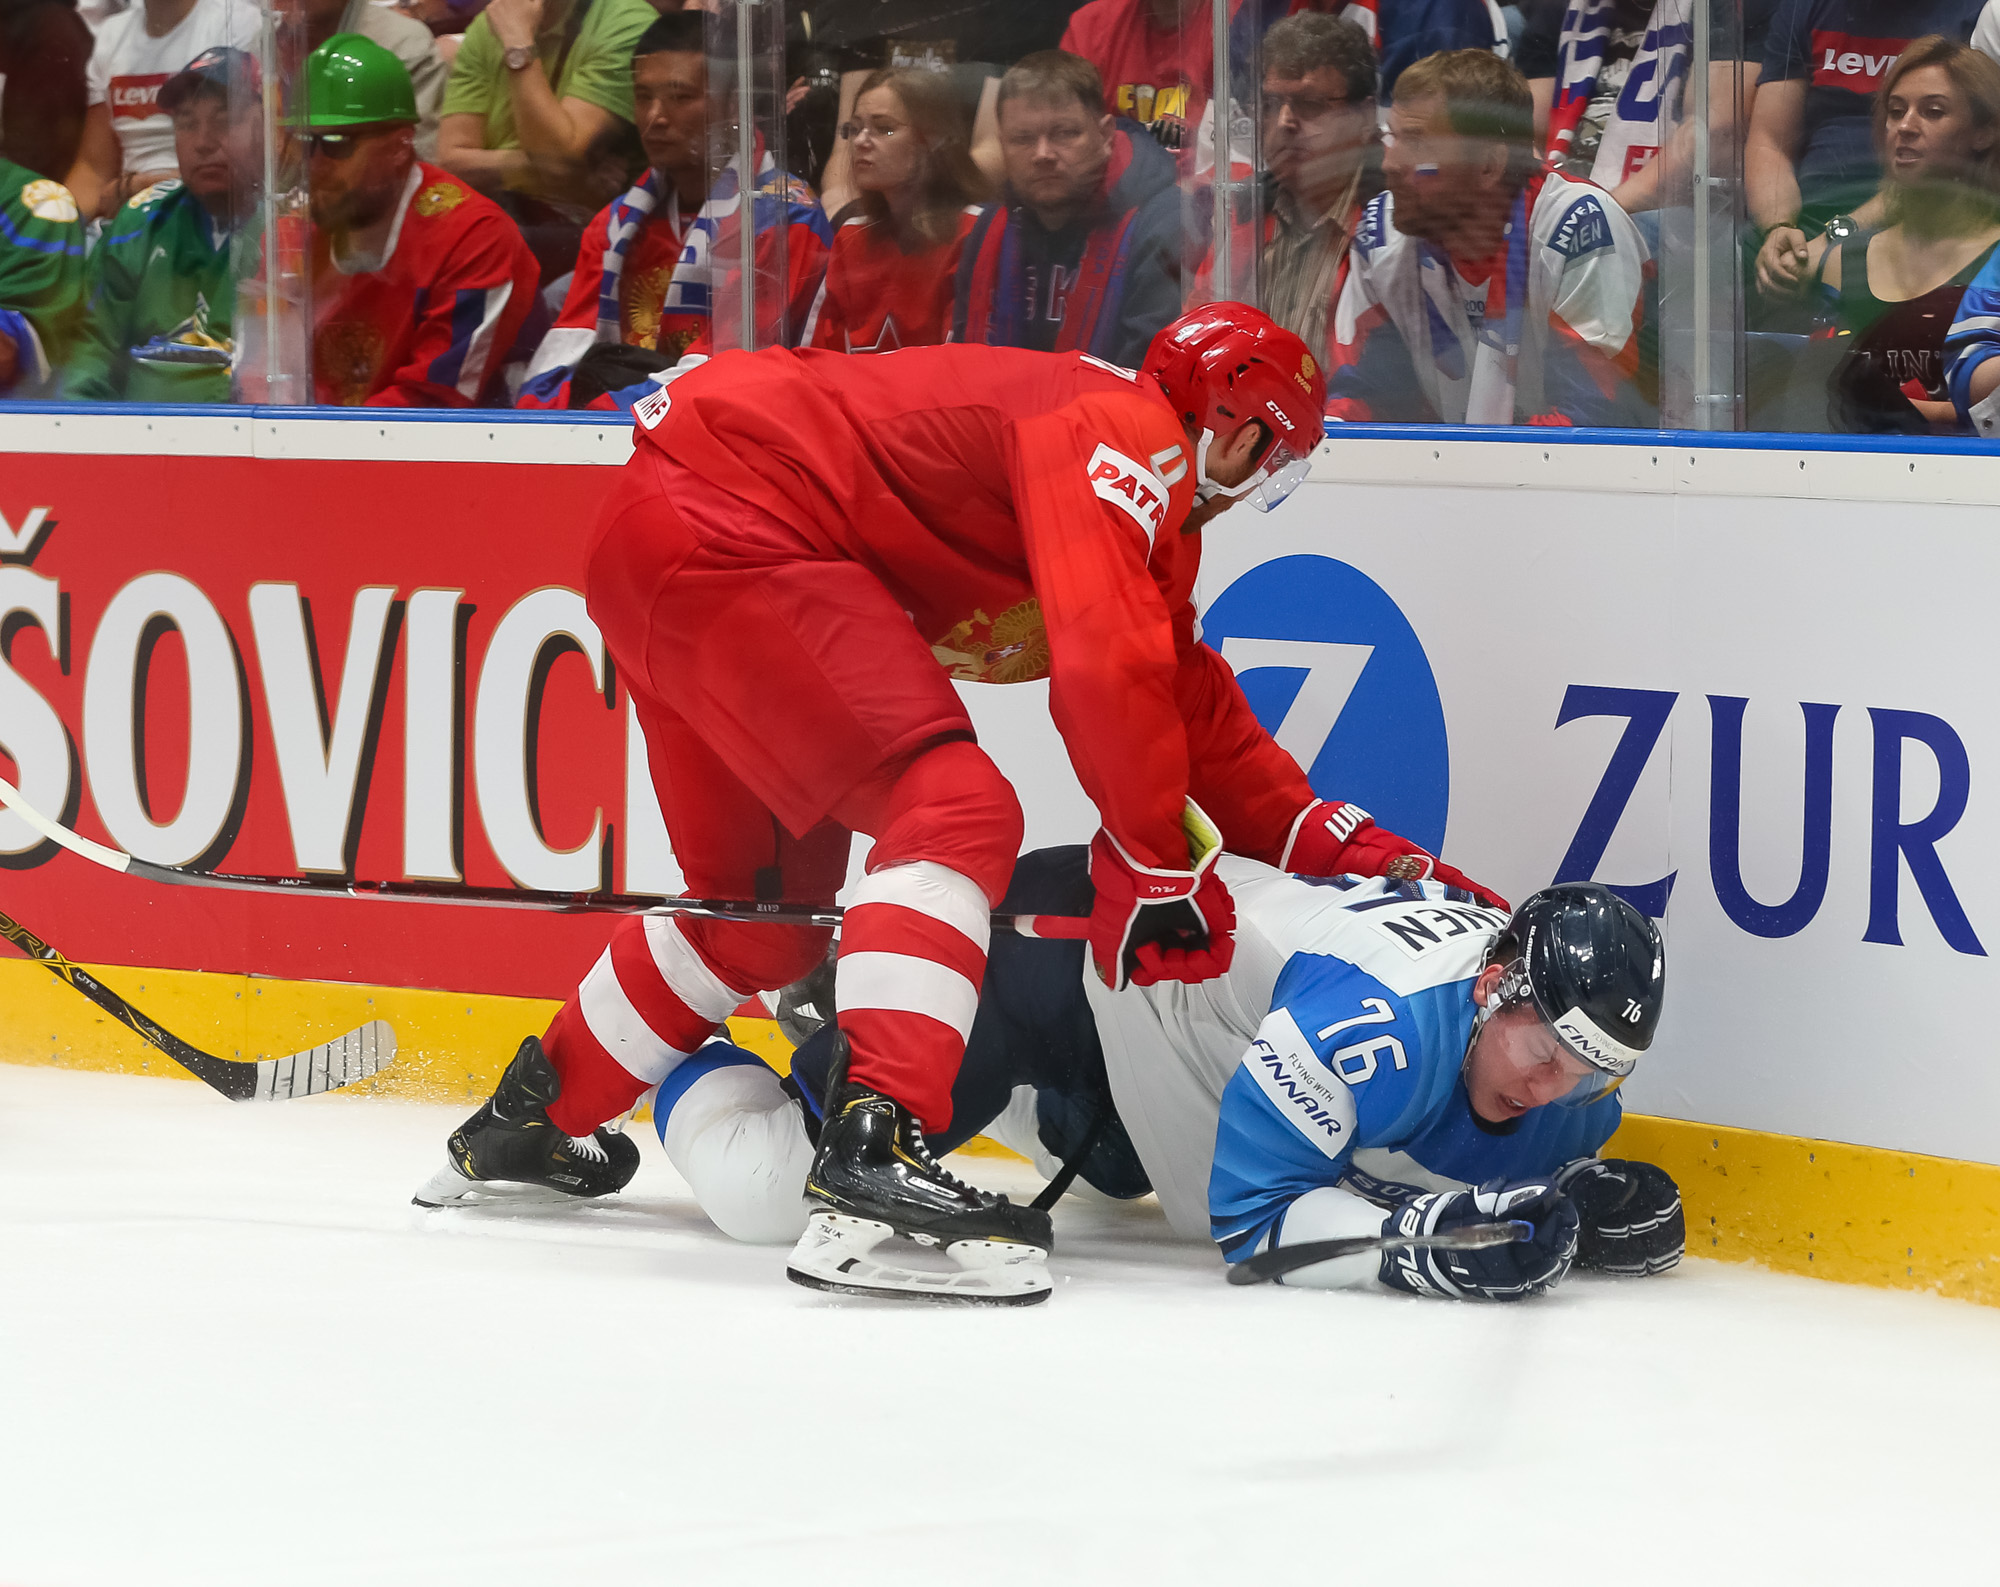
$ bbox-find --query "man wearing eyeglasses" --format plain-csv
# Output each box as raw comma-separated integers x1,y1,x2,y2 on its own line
1203,13,1382,382
1328,47,1653,427
297,32,542,406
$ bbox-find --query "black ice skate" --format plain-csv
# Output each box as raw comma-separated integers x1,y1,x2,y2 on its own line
412,1036,639,1208
787,1071,1054,1306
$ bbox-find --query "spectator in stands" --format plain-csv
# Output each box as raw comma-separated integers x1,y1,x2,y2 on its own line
1751,0,1982,299
1522,0,1775,222
283,0,448,158
66,0,260,221
1328,47,1652,425
0,0,95,181
804,66,989,354
952,50,1180,367
299,33,541,406
516,12,829,409
1206,12,1379,375
0,157,83,396
1805,38,1999,431
434,0,658,275
1059,0,1225,150
1332,0,1512,103
65,45,257,403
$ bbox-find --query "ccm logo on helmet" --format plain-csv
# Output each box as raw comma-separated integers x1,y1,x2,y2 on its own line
1264,399,1298,433
1086,444,1172,544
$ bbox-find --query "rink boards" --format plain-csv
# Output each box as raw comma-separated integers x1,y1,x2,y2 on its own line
1,409,1997,1301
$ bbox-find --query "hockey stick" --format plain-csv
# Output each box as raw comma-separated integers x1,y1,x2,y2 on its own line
0,772,1090,939
1224,1219,1535,1286
0,904,397,1102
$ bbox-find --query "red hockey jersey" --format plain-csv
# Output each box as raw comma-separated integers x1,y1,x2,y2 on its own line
1059,0,1247,130
803,208,979,353
621,344,1316,873
311,163,541,407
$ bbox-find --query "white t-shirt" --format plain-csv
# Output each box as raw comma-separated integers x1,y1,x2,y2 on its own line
86,0,262,178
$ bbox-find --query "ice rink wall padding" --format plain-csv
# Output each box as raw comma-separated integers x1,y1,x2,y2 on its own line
2,408,1996,1303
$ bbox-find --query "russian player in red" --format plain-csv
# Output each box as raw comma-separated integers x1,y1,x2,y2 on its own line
297,36,540,408
422,304,1502,1304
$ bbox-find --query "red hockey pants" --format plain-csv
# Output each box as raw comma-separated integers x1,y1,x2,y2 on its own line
539,449,1023,1137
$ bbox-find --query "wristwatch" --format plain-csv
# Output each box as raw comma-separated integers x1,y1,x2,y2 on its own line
1820,213,1861,243
504,44,536,72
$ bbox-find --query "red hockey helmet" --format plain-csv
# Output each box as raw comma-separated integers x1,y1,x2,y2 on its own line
1142,303,1327,512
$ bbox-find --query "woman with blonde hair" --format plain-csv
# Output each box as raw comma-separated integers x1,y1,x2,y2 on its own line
804,66,990,353
1808,36,2000,432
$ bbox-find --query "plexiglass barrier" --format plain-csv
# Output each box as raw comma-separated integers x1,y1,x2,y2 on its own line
11,1,1997,439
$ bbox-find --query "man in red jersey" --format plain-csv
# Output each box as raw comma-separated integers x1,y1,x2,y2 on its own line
298,34,541,407
515,12,831,410
420,305,1503,1304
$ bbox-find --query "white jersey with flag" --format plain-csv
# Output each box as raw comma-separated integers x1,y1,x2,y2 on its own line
1329,168,1651,426
1550,0,1696,189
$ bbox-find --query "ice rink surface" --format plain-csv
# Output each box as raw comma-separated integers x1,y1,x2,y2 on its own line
3,1065,1996,1587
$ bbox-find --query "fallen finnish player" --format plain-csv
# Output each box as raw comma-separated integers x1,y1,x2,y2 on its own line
565,851,1683,1298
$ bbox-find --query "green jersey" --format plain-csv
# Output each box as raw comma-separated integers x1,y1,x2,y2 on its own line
66,180,255,405
0,157,85,393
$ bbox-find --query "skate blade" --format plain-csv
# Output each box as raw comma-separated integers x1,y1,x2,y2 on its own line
410,1159,580,1211
784,1211,1053,1307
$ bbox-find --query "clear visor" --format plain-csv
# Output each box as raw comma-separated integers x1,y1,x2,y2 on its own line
1199,432,1312,512
1242,448,1311,513
1551,1061,1625,1109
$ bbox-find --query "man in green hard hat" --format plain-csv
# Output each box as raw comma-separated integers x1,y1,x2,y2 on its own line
297,32,541,406
67,47,264,405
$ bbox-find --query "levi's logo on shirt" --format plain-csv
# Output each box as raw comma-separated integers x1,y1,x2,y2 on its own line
1811,32,1911,93
1085,443,1172,544
109,73,170,118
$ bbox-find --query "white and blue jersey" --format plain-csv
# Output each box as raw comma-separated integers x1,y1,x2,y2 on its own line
1081,859,1621,1253
1192,869,1620,1264
1946,246,2000,436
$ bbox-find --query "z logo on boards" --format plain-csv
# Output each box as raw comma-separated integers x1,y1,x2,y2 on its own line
1204,556,1451,854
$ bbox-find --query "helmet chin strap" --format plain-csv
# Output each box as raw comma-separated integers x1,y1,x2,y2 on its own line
1195,426,1269,504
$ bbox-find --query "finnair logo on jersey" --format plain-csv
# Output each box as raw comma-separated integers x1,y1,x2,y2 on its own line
1085,444,1171,544
1243,1009,1353,1159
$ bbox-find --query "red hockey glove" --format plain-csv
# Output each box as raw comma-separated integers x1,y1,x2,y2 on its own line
1088,804,1236,991
1280,799,1510,912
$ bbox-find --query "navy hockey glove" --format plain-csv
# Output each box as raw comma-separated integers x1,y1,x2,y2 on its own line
1377,1180,1579,1301
1555,1158,1685,1276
